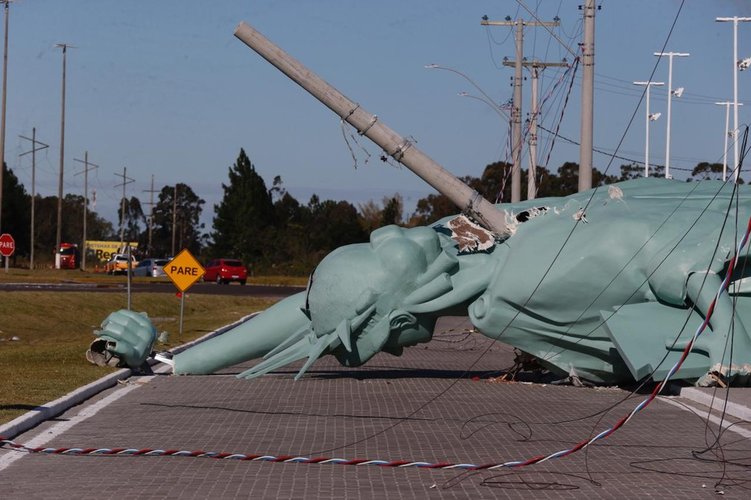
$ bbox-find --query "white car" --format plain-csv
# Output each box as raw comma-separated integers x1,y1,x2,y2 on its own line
132,258,169,278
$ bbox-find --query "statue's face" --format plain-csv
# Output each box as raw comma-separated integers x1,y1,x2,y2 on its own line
303,225,446,365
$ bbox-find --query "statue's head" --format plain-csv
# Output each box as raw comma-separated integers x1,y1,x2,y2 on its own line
235,223,492,380
304,225,458,366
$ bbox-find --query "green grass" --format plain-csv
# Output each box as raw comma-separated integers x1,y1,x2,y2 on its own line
0,267,309,287
0,291,278,424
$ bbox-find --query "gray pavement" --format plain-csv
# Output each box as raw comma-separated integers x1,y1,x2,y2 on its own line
1,317,750,499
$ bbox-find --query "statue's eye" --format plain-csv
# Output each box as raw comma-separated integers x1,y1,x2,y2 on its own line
304,269,316,312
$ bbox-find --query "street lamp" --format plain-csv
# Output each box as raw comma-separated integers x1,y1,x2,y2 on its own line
425,64,510,121
633,81,664,177
653,52,689,179
716,17,751,182
715,101,744,181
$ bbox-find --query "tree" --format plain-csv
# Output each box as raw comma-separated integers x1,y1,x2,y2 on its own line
690,162,724,181
357,194,404,233
380,194,404,226
619,162,664,181
307,196,367,253
117,196,145,243
1,163,30,258
357,199,383,234
151,183,205,257
211,149,275,265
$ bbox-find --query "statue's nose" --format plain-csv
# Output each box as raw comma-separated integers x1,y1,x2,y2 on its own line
471,294,489,320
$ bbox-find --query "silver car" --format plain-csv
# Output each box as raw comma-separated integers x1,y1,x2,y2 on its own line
132,258,169,278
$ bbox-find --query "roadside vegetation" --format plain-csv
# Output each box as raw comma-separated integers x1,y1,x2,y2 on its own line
0,268,307,287
0,290,278,424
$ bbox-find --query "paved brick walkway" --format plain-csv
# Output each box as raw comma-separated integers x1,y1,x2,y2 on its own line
1,318,750,498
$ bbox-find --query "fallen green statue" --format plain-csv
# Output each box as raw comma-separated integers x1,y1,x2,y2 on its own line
87,178,751,386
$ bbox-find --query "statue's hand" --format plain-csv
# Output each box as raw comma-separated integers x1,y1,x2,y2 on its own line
86,309,157,370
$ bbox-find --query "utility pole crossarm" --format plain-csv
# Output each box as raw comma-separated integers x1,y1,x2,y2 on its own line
480,20,560,28
19,136,49,156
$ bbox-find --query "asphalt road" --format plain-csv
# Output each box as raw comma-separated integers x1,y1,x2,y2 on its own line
0,281,304,297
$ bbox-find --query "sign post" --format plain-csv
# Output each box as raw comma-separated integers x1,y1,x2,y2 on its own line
0,233,15,273
163,248,205,338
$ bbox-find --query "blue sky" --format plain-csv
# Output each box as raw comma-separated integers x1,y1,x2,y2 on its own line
4,0,751,231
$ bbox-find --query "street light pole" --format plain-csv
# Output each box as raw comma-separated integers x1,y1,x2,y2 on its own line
716,17,751,182
55,43,74,268
425,64,510,121
633,81,664,177
715,101,743,181
653,51,689,179
0,0,11,236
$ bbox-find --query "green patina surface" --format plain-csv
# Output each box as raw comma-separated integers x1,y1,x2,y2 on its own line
94,179,751,386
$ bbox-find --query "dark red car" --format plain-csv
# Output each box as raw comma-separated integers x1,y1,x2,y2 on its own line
204,258,248,285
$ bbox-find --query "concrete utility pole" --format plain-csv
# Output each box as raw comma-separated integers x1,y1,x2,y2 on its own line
716,17,751,182
143,174,158,256
55,43,74,267
715,101,743,182
0,1,11,234
19,128,48,270
74,152,99,270
633,81,664,177
483,15,559,203
234,22,508,236
654,51,689,180
114,167,134,245
525,60,568,199
578,0,596,192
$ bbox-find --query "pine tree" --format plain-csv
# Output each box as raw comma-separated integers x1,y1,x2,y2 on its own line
1,163,30,257
211,149,275,265
151,183,205,257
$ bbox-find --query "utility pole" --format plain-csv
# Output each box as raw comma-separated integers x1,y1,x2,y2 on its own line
715,101,743,182
114,167,134,246
633,81,664,177
143,174,158,256
525,60,568,199
55,43,74,268
19,128,48,270
654,51,689,180
0,1,11,234
482,15,559,202
578,0,596,192
235,22,508,235
74,152,99,270
171,184,178,256
716,17,751,182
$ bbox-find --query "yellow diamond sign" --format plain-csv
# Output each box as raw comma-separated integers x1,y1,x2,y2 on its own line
164,249,205,292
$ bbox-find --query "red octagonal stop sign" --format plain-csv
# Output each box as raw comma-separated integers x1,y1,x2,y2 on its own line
0,233,15,257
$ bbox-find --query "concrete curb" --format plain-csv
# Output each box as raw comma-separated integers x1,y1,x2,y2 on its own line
0,311,260,440
677,387,751,421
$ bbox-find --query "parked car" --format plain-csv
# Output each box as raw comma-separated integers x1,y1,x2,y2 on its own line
104,254,137,275
132,258,169,278
203,258,248,285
